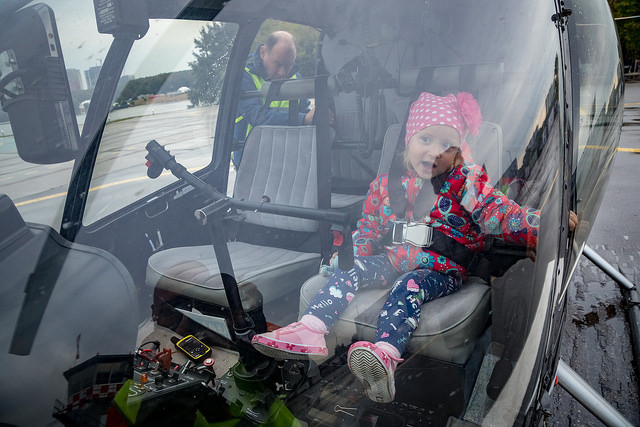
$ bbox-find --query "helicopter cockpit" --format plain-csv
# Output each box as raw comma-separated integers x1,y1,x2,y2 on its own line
0,0,623,425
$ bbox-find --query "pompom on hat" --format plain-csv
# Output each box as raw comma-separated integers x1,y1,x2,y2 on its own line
404,91,482,147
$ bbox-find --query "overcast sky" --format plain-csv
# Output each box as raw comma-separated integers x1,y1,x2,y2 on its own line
48,0,207,80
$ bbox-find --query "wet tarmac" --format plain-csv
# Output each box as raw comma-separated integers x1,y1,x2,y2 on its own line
548,81,640,426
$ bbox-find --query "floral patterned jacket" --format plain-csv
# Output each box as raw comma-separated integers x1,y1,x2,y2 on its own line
352,163,540,276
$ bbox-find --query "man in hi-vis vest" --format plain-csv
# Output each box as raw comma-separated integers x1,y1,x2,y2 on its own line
233,31,315,167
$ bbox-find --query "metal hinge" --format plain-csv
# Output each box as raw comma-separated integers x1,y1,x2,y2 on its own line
552,7,572,29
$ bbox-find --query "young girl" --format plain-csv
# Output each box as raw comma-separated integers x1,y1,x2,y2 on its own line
251,91,540,403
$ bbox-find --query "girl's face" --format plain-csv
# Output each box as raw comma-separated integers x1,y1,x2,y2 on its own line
406,125,461,179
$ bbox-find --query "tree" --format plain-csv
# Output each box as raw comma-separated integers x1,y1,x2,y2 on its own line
112,71,194,107
188,22,236,107
187,20,318,107
608,0,640,67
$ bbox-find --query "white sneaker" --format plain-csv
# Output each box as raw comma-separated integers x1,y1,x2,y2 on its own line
347,341,402,403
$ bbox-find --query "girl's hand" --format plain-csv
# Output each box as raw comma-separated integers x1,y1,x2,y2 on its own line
528,211,578,262
330,252,339,266
569,210,578,233
320,252,339,276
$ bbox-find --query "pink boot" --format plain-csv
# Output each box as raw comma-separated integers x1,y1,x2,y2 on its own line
252,321,328,360
347,341,403,403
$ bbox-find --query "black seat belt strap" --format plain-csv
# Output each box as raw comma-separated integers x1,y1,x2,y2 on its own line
288,99,299,125
429,230,491,281
388,98,416,219
314,67,334,265
256,79,285,123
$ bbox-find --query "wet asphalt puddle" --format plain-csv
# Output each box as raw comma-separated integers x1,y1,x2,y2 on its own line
549,248,640,426
571,302,617,328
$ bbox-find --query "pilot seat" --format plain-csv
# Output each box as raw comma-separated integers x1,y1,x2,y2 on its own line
146,125,323,333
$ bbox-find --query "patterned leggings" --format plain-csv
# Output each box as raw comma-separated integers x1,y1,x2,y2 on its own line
305,255,462,354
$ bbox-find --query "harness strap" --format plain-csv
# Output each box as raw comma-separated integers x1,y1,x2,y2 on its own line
256,79,285,123
427,228,492,281
315,67,337,267
381,220,492,281
388,125,408,219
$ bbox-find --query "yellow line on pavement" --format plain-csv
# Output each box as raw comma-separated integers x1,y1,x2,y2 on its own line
581,145,640,153
15,191,68,206
14,166,205,207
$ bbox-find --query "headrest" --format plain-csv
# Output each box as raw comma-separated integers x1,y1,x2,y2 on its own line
258,76,340,101
397,63,504,96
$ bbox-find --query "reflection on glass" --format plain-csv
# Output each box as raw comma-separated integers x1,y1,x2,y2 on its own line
0,0,624,425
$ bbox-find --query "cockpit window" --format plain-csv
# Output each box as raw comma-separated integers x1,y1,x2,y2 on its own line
83,19,238,224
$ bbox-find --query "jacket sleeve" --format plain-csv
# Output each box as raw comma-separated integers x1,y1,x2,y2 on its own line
236,70,308,127
460,167,540,247
352,176,388,256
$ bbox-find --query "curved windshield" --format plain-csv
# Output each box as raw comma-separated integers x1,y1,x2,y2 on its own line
566,0,624,274
0,0,622,426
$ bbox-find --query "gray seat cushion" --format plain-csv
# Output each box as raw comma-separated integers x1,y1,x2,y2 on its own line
299,274,490,364
147,242,320,311
147,125,322,312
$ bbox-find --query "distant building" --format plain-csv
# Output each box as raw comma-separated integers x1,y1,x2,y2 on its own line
167,87,190,97
85,65,102,89
52,354,133,426
67,69,84,91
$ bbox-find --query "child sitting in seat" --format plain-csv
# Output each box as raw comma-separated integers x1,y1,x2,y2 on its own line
252,91,544,403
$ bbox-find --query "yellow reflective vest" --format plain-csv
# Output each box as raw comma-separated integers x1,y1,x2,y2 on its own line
235,67,298,138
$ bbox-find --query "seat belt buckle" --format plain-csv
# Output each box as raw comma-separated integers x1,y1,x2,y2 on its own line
391,219,407,245
391,220,433,247
405,222,433,247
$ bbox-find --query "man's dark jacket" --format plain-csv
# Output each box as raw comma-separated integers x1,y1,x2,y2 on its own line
233,45,311,143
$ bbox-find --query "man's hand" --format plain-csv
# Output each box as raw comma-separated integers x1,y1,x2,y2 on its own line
303,108,314,125
303,107,334,125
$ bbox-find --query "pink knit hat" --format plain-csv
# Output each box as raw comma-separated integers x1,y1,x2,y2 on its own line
404,92,482,147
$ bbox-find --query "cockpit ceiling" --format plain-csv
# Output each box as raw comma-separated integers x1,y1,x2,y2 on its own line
149,0,468,43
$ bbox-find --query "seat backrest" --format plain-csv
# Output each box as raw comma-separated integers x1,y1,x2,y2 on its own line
465,121,503,184
330,92,386,193
397,63,504,98
234,125,318,232
377,122,503,185
377,123,402,176
331,147,381,193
